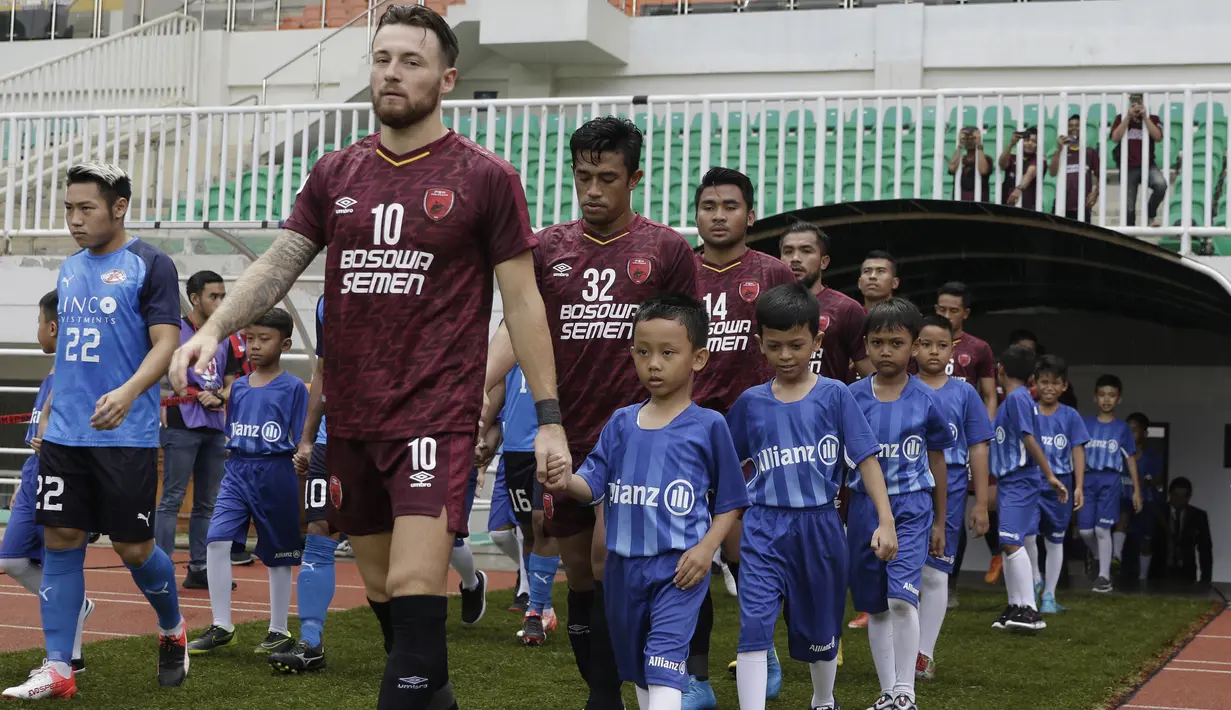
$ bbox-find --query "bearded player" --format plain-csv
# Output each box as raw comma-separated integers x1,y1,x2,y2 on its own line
172,7,567,709
684,167,793,710
487,116,698,710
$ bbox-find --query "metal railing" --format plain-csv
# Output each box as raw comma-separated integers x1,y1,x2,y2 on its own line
0,13,200,112
4,84,1231,255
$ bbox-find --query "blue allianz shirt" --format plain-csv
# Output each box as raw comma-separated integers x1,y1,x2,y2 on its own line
1034,404,1090,482
314,295,327,446
727,377,878,508
226,372,309,456
1082,416,1136,475
501,365,537,453
578,403,748,558
45,239,180,448
25,375,53,447
931,378,994,484
849,376,955,495
990,385,1039,481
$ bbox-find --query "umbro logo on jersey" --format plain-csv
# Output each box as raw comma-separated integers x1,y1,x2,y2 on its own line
100,269,126,285
334,197,357,214
552,263,572,277
408,471,435,488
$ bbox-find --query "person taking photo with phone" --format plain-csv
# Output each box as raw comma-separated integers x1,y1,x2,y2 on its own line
1110,93,1166,226
948,125,992,202
1049,114,1102,223
999,126,1040,210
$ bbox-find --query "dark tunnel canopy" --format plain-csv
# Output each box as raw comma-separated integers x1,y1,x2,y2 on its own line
745,199,1231,333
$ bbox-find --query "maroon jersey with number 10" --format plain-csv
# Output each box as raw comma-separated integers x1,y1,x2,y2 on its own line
285,132,536,440
693,249,796,413
534,215,697,456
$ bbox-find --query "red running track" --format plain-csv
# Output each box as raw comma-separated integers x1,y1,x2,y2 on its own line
1120,607,1231,710
0,546,516,654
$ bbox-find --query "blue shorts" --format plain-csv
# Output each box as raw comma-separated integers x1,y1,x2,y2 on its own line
206,455,303,567
925,468,968,574
604,552,705,691
850,490,932,613
0,457,43,562
996,473,1040,547
454,469,479,547
486,460,517,531
1077,471,1120,531
1034,474,1073,544
739,505,845,663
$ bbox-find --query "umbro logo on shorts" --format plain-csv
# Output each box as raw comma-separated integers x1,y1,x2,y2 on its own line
397,676,428,690
408,471,435,488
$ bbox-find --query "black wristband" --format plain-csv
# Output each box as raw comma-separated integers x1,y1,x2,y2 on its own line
535,398,562,426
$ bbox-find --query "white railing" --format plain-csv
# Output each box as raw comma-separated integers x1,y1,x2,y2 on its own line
3,84,1230,255
0,14,201,113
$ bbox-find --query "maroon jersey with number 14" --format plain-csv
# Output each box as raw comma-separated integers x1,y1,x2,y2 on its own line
285,132,536,440
534,215,697,456
693,249,796,413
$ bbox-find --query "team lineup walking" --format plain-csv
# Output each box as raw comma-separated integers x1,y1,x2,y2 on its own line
0,4,1191,710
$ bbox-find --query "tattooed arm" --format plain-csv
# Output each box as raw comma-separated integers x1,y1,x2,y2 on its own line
169,230,320,391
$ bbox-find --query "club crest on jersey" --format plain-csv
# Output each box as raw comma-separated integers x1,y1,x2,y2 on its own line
424,188,455,221
627,258,652,284
329,476,343,509
100,269,127,285
818,315,831,332
958,353,972,367
739,280,760,303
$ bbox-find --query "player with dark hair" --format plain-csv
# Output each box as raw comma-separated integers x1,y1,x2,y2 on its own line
5,163,186,700
849,298,954,710
988,345,1066,633
1126,411,1164,581
778,221,872,382
1078,374,1141,594
189,307,307,656
544,293,747,710
934,282,997,419
728,283,895,710
485,115,697,709
171,6,567,707
858,250,899,311
687,166,794,707
0,292,95,680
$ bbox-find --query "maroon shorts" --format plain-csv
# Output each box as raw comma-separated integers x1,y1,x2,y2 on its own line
539,448,597,539
325,433,474,537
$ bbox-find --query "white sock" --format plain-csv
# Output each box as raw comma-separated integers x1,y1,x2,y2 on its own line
1096,528,1113,579
635,685,650,709
1025,535,1041,585
735,650,769,710
71,597,90,660
267,565,293,635
1044,540,1065,597
1002,552,1020,606
1140,554,1152,580
450,541,479,590
1008,548,1037,610
647,685,682,710
490,528,522,569
1112,531,1126,561
867,611,896,695
917,565,948,659
0,557,43,596
206,540,234,629
809,659,838,708
889,599,920,700
1079,528,1098,564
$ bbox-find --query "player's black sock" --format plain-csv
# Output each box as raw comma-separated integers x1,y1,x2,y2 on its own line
688,588,713,681
985,510,1002,555
728,561,739,585
567,588,594,687
953,518,969,586
587,582,624,708
368,597,394,655
378,595,448,710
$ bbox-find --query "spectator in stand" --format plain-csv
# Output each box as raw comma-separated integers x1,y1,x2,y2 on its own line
949,126,993,202
1154,477,1212,586
999,127,1040,210
158,271,244,590
1110,93,1167,227
1050,114,1101,223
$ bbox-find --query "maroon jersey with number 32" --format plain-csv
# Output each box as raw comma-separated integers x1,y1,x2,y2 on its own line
534,215,697,455
284,132,536,440
693,249,796,413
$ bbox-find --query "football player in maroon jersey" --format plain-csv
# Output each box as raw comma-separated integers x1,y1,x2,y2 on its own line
171,7,566,709
486,116,697,709
934,281,998,419
857,250,899,311
687,167,794,704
